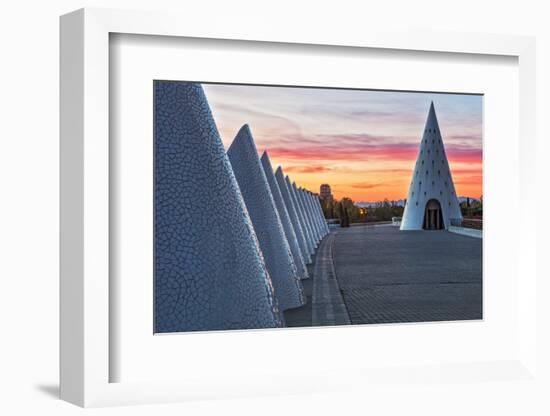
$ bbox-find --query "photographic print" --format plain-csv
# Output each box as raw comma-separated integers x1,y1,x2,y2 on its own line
154,81,483,333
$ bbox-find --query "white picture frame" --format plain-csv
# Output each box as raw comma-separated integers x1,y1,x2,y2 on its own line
60,7,537,407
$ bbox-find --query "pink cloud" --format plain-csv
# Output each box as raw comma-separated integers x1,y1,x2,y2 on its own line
284,165,330,173
351,182,383,189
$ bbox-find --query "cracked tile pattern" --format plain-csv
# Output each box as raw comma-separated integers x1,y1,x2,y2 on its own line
301,189,321,242
260,152,309,280
285,175,314,257
308,192,327,237
228,125,305,311
154,81,282,333
309,193,325,238
275,167,311,264
290,180,316,253
312,192,329,236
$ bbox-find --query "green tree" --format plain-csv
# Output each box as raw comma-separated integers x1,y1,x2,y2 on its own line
321,198,336,219
368,199,404,222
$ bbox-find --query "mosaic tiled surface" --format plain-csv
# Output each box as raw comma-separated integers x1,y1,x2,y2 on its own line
317,195,330,234
297,189,316,243
341,284,482,324
285,175,314,257
260,152,309,280
227,125,305,311
303,189,322,241
275,167,312,264
401,102,463,230
154,82,282,332
298,188,321,244
302,191,317,241
314,192,329,235
312,192,325,237
305,192,320,243
334,225,482,325
289,179,316,252
306,191,324,237
311,192,328,236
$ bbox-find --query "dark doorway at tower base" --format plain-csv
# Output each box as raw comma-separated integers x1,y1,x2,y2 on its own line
423,199,445,230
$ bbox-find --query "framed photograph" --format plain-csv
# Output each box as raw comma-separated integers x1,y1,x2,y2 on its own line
151,80,484,334
60,8,537,407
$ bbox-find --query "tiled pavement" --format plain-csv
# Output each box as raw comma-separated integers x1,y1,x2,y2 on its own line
335,225,482,325
448,225,483,239
285,224,482,327
283,264,314,327
342,283,482,324
310,232,351,326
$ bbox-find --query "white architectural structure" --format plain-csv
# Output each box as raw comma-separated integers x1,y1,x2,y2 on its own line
400,102,463,231
261,152,309,280
227,125,305,311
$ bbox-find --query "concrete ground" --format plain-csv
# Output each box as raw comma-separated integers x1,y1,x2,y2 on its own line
284,224,482,326
449,225,483,239
283,259,314,327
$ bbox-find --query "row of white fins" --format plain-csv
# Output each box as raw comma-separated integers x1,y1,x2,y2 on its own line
226,124,330,311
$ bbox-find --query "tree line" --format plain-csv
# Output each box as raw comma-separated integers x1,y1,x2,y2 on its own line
321,197,404,225
460,197,483,218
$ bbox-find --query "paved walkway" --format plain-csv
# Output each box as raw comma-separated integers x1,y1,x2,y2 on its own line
285,226,482,327
449,225,483,239
333,226,482,324
311,232,351,326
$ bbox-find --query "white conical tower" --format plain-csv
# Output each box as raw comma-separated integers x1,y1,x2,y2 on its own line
288,178,315,253
400,102,463,231
260,152,309,280
154,82,282,332
227,125,305,311
275,167,312,265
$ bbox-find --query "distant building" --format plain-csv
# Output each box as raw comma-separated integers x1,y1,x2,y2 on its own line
320,184,333,202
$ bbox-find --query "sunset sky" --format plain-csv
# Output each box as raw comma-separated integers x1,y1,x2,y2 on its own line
203,84,483,202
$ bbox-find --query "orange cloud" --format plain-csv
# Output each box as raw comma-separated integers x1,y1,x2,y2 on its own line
284,165,330,173
351,182,383,189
